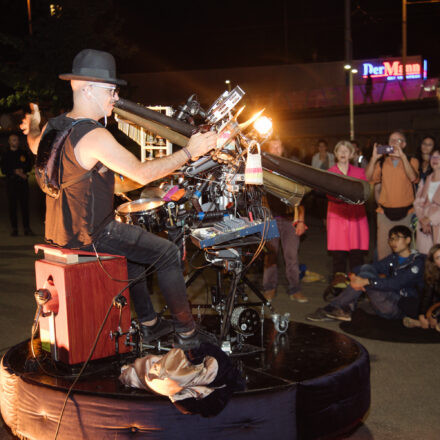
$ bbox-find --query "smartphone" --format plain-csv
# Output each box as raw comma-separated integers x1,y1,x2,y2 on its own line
377,145,394,155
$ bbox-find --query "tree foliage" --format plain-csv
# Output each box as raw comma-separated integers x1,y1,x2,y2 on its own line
0,0,137,112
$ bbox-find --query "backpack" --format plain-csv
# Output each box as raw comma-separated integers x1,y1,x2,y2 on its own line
35,118,102,198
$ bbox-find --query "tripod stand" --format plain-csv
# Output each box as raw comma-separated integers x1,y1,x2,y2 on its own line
186,237,287,354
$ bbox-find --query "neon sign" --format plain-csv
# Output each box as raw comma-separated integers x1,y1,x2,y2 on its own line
362,59,428,81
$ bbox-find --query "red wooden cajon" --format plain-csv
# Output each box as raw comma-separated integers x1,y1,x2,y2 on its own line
35,244,132,365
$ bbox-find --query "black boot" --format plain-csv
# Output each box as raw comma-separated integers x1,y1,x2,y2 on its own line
174,326,219,350
140,316,174,343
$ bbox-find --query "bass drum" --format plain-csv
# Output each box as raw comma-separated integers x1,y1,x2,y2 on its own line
115,198,165,233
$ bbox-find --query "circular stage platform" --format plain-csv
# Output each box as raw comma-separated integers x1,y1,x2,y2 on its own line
1,319,370,440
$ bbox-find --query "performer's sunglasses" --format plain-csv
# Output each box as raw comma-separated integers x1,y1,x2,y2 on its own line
91,83,120,98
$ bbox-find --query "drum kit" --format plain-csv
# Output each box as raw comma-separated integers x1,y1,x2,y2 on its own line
114,174,170,233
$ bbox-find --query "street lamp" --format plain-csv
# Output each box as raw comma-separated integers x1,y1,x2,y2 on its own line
225,79,231,92
344,65,357,141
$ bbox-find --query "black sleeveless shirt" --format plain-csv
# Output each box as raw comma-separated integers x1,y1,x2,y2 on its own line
44,114,114,248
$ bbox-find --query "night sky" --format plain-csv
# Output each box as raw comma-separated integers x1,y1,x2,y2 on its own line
1,0,439,75
115,0,440,75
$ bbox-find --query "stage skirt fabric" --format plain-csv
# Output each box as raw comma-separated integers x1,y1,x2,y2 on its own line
0,336,370,440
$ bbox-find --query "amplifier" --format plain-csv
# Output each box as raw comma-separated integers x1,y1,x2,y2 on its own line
34,245,131,365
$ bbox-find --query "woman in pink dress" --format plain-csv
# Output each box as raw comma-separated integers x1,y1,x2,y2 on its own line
327,140,370,282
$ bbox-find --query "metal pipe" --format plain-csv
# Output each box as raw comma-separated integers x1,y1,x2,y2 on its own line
402,0,407,81
262,152,370,204
349,70,355,140
114,98,195,137
113,107,190,147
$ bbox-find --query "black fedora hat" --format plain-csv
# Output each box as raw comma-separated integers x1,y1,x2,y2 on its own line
59,49,127,86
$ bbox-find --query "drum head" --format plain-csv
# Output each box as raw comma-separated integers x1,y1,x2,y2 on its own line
117,198,165,214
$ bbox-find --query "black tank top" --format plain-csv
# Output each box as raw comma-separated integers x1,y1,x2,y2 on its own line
45,114,114,248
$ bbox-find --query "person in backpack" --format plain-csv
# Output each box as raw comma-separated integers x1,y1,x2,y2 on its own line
365,131,419,260
20,49,218,349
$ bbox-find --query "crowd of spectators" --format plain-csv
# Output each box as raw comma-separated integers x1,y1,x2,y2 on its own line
273,132,440,331
1,126,439,332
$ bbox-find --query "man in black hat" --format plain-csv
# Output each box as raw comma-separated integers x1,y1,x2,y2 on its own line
21,49,218,348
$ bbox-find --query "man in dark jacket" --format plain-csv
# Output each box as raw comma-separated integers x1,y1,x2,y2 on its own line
307,225,425,322
0,133,34,236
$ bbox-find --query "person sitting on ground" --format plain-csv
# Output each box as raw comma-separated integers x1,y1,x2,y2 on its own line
403,244,440,331
306,225,425,322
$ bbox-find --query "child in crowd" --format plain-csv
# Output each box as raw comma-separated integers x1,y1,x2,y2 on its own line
326,140,369,287
307,225,425,322
403,244,440,331
414,149,440,254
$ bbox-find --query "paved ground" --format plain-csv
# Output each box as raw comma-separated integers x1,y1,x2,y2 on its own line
0,177,439,439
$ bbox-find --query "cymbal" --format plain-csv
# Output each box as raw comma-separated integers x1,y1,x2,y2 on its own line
114,174,144,194
140,186,166,199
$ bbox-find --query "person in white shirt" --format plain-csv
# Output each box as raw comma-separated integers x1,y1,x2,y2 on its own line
311,139,335,170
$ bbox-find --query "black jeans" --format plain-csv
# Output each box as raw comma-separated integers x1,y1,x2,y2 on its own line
88,220,195,333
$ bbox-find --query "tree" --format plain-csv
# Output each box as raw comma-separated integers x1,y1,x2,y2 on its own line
0,0,137,113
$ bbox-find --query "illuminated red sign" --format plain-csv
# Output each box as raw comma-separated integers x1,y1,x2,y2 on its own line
362,59,427,81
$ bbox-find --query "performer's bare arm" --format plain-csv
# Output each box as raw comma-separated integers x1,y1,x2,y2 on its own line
21,104,217,182
75,127,217,185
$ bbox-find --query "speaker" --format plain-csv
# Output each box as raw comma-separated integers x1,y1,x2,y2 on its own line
35,245,131,365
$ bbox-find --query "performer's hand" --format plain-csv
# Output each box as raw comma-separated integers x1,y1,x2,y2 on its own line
20,103,41,135
186,131,218,160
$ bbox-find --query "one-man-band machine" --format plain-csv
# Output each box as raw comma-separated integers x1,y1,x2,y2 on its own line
33,85,370,366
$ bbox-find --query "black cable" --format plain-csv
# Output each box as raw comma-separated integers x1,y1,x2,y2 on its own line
53,276,139,440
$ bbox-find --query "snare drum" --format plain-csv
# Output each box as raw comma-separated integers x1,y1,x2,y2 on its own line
115,198,165,233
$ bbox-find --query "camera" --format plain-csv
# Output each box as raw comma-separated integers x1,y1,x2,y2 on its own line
377,145,394,155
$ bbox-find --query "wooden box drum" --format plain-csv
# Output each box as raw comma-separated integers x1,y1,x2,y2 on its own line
34,245,131,365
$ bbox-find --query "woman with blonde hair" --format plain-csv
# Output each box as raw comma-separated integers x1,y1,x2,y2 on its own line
326,140,369,288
